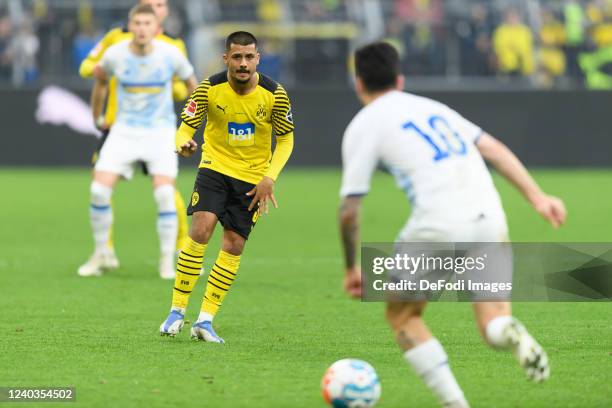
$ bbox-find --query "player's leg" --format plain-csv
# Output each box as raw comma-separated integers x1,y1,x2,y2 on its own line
91,130,117,253
387,301,469,408
160,168,227,336
78,171,121,277
80,123,140,276
473,302,550,382
191,228,244,344
142,160,188,252
191,174,257,344
152,175,179,279
174,189,189,251
145,126,183,279
160,210,218,336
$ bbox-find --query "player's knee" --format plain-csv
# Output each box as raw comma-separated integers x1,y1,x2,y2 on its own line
189,226,213,244
154,184,176,213
90,181,113,207
189,213,217,244
222,232,245,255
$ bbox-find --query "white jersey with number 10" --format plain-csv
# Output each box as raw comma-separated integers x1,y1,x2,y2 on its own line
340,90,506,232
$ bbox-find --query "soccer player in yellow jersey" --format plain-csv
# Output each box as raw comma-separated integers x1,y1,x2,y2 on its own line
78,0,190,268
159,31,294,343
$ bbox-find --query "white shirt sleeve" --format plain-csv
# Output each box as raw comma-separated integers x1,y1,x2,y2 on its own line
98,46,116,76
445,107,483,144
339,116,380,198
171,48,194,80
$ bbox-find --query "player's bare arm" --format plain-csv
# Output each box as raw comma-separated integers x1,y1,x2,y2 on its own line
91,66,109,130
184,75,198,95
476,132,567,228
338,196,362,298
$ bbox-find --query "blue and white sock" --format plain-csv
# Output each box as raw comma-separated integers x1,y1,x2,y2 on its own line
89,181,113,253
154,184,177,258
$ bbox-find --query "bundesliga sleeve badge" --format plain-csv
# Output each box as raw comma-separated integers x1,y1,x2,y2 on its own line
184,100,197,117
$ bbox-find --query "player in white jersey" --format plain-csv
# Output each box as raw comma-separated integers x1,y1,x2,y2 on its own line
339,43,567,407
78,4,197,279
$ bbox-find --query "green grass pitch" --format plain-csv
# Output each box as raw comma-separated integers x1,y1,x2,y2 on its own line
0,168,610,407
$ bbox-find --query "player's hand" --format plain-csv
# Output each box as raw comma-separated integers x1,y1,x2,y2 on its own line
344,266,362,299
246,176,277,215
94,115,109,132
177,140,198,157
531,193,567,228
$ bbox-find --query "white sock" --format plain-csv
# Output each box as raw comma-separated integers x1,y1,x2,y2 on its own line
170,306,185,315
404,338,469,407
485,315,516,349
197,311,214,323
89,181,113,253
154,185,177,258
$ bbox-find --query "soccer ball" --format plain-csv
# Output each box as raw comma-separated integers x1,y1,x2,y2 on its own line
321,359,381,408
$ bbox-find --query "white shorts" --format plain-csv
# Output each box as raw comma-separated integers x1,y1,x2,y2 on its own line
392,212,512,302
94,123,178,180
397,211,509,243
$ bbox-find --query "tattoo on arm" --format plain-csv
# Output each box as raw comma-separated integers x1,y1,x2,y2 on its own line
339,198,361,269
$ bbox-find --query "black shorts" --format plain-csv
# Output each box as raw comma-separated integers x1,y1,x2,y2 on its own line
187,168,259,240
92,128,149,175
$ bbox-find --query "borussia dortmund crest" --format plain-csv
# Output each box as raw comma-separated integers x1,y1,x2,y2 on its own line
191,191,200,206
256,104,267,120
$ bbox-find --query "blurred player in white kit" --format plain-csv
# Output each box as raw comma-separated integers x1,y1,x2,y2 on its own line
78,4,197,279
339,42,567,407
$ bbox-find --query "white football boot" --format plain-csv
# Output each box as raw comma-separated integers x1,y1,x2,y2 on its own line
191,321,225,344
77,248,119,277
159,310,184,337
505,321,550,382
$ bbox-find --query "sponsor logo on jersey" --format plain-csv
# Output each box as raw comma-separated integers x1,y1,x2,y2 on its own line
217,104,228,114
184,100,197,117
228,122,255,147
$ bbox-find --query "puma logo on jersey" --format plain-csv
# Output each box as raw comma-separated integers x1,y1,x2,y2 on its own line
217,104,228,114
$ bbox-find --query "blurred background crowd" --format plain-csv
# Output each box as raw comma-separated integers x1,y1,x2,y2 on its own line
2,0,612,90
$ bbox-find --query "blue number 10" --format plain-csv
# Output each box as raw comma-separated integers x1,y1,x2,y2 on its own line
402,116,467,162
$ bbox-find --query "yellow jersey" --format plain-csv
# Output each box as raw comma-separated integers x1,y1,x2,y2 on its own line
79,27,189,125
180,71,294,184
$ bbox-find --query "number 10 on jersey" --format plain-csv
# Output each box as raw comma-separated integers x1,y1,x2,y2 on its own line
402,116,467,162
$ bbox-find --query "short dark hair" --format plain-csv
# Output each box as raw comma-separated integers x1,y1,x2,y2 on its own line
355,42,400,92
129,4,157,20
225,31,258,50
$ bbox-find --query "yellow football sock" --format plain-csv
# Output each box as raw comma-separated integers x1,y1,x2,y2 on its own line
174,190,189,251
201,251,241,317
172,237,207,309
